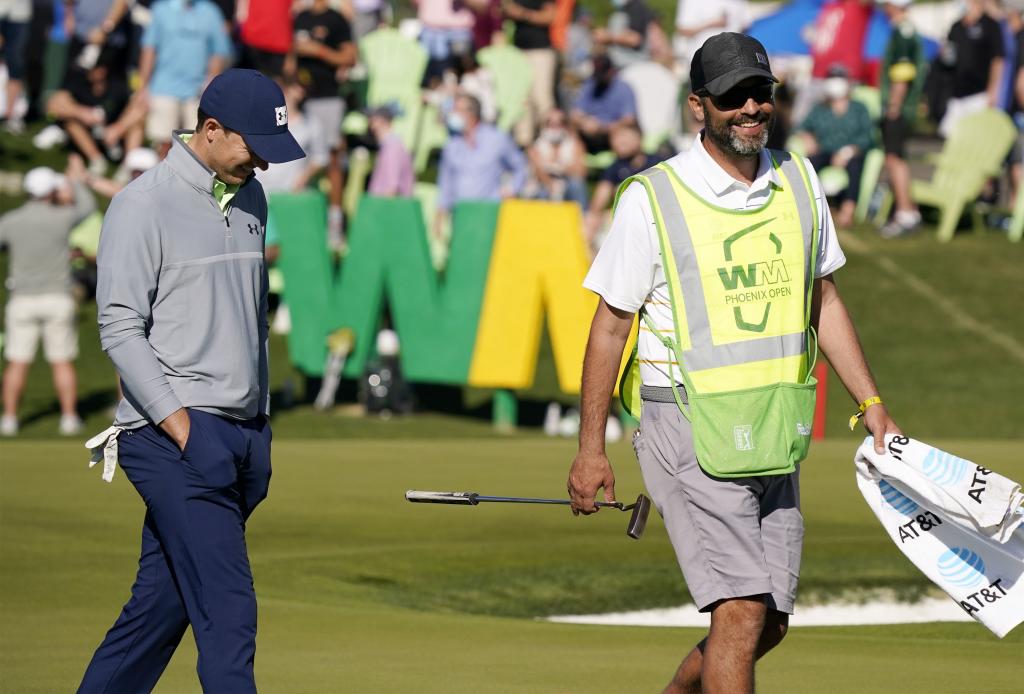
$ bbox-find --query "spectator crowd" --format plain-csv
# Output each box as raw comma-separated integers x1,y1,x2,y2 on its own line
0,0,1020,431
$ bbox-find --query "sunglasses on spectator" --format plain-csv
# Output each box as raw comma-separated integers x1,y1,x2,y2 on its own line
698,82,775,111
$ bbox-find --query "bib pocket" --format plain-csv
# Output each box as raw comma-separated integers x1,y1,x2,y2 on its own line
689,377,817,478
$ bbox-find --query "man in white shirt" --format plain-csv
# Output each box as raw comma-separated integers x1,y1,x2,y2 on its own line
567,32,900,693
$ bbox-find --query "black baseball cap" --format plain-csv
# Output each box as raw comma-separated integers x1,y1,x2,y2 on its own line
199,69,305,164
690,33,778,96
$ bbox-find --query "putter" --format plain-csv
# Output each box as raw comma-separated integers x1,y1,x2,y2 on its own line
405,490,652,540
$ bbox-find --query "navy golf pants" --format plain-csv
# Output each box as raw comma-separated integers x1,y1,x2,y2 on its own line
78,409,272,694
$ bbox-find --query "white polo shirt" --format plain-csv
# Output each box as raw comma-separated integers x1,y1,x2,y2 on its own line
583,133,847,388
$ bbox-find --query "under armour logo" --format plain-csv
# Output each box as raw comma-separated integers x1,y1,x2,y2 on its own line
275,106,288,126
248,223,261,235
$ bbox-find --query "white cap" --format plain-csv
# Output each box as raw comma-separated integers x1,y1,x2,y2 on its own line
124,147,159,173
376,329,401,357
23,167,66,198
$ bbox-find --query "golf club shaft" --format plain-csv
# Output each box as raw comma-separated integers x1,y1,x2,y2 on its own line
474,495,633,510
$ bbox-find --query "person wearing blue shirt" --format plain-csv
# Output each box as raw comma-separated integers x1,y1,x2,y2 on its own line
435,92,527,242
570,54,638,153
137,0,232,154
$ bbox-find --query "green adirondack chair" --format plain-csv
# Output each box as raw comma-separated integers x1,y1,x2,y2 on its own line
477,45,533,133
343,146,373,218
414,102,449,173
909,108,1016,242
341,28,428,149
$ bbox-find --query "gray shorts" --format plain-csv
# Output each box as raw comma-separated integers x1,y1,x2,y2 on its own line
304,96,345,150
634,400,803,614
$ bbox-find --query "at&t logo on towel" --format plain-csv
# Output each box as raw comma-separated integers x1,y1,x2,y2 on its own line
880,480,918,515
938,547,1009,616
937,547,985,588
884,480,943,543
921,449,969,487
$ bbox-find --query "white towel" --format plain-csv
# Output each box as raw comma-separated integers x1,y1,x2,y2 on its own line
855,434,1024,638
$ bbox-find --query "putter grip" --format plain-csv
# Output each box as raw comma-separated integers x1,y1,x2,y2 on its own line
405,490,479,505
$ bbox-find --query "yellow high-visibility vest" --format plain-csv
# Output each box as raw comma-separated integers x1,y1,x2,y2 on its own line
618,152,820,477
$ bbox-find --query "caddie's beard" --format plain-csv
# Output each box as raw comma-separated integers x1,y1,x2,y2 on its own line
704,109,775,158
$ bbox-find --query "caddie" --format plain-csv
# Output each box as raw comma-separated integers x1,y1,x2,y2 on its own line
567,33,902,693
79,69,304,694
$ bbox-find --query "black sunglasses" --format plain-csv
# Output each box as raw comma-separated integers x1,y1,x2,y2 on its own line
699,82,775,111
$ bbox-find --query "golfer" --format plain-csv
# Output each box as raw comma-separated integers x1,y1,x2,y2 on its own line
79,69,304,693
568,34,901,693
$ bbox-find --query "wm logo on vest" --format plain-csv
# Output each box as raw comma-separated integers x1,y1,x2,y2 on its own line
717,217,794,333
716,260,791,290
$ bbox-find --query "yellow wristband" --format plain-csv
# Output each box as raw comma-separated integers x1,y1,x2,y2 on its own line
848,396,883,430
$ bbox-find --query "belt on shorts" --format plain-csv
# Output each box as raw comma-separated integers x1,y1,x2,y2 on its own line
639,384,689,405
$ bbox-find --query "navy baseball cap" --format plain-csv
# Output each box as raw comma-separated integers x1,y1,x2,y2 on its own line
199,69,305,164
691,33,778,96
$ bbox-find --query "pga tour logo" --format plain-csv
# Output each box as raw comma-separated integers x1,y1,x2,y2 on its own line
275,106,288,126
733,425,754,451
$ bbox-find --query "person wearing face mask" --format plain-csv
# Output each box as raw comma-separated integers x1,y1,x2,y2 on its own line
571,54,638,154
524,109,588,207
796,65,875,228
434,92,528,245
569,33,899,693
79,69,305,694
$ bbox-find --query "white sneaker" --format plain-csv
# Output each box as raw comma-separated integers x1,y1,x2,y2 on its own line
0,415,18,436
59,414,84,436
879,210,922,239
32,124,67,149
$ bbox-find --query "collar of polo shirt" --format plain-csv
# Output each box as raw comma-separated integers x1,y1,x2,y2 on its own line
693,132,784,196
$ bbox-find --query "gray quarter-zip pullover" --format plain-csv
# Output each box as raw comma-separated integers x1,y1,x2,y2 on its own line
97,132,270,428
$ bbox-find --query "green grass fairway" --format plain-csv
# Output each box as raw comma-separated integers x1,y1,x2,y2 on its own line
1,437,1020,693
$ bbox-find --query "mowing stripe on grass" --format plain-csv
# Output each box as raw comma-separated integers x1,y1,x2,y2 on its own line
841,233,1024,365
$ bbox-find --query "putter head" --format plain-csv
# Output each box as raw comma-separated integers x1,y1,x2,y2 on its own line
626,494,651,540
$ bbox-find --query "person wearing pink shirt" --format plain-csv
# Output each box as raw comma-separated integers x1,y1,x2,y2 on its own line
367,105,415,196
